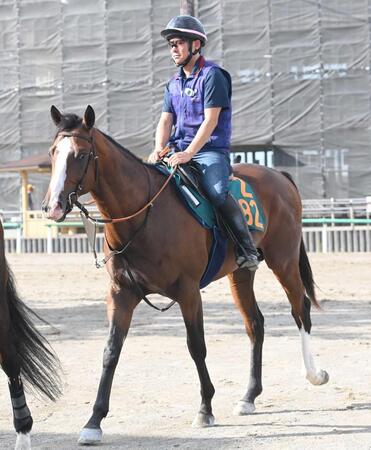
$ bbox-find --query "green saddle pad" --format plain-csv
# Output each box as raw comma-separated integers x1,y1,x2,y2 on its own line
173,173,265,232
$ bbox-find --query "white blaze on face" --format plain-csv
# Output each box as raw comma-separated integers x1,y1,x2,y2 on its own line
49,137,73,210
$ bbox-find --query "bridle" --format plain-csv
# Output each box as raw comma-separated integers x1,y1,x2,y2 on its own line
54,131,98,213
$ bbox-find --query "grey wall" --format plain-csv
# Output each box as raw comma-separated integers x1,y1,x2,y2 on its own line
1,0,371,209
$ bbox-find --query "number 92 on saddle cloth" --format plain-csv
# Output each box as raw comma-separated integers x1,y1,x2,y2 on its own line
155,160,265,233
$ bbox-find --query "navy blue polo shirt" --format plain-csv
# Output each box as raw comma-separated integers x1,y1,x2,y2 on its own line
163,60,230,113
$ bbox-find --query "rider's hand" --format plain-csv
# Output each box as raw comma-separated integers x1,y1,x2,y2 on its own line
167,151,193,167
148,150,161,164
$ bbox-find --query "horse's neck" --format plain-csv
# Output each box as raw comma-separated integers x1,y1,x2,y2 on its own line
90,130,152,220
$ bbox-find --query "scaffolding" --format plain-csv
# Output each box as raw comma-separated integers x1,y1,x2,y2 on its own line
0,0,371,209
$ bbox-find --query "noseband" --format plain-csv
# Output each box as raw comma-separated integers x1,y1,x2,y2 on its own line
56,131,98,210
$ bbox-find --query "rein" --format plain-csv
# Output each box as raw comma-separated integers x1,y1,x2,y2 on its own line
75,167,176,225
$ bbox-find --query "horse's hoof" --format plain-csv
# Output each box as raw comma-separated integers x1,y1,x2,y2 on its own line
307,369,329,386
192,412,215,428
15,432,31,450
78,427,103,445
233,401,256,415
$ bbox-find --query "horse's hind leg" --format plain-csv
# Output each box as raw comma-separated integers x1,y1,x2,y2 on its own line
1,341,32,450
78,286,140,445
270,261,329,386
227,269,264,415
179,288,215,427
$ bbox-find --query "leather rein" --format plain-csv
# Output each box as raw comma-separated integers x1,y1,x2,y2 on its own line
55,131,176,313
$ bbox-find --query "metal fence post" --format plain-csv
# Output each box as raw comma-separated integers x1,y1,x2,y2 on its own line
47,226,52,255
322,224,328,253
16,226,22,254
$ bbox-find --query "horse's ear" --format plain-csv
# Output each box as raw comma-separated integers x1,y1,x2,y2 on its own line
50,105,62,126
83,105,95,130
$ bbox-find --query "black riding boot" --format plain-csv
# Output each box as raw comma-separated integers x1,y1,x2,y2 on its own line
218,193,259,271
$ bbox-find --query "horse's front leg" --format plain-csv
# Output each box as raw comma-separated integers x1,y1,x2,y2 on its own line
78,286,140,445
179,289,215,427
1,347,32,450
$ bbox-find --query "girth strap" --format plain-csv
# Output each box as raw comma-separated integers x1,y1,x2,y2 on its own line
125,263,176,313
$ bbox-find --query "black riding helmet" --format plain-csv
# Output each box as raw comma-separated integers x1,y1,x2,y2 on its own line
161,15,207,67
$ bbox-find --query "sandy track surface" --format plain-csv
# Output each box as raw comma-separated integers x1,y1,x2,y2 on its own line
0,253,370,449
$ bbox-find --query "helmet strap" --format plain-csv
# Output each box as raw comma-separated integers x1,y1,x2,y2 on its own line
175,39,200,67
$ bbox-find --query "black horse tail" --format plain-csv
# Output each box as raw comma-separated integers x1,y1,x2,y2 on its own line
280,171,320,309
299,239,320,309
280,170,296,186
6,261,62,401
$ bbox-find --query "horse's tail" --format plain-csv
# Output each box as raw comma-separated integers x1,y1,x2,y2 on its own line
281,170,299,188
6,260,62,401
280,171,320,309
299,239,320,309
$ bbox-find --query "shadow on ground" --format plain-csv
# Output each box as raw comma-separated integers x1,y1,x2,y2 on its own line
32,296,371,342
1,417,371,450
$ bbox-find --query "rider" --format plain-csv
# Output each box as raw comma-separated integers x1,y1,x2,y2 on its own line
148,15,259,271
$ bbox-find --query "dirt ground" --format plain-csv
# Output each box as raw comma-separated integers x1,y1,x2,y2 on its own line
0,253,370,450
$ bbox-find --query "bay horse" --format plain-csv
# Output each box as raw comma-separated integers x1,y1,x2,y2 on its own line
0,222,61,449
43,105,329,445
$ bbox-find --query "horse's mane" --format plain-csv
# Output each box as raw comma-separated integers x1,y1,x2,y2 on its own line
53,114,83,141
57,114,83,131
99,130,163,173
98,130,147,165
56,113,152,167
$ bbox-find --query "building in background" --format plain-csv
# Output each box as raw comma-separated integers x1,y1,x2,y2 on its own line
0,0,371,209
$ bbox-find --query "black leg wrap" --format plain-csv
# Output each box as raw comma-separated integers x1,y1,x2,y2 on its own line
14,414,33,434
9,380,33,433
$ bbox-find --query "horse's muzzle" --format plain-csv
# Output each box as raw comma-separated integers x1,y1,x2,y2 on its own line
45,202,65,221
44,194,73,222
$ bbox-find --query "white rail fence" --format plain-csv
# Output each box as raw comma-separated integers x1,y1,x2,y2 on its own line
3,226,371,254
4,234,105,255
302,226,371,253
2,197,371,253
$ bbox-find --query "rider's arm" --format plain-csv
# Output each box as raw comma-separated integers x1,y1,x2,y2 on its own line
149,84,174,162
155,112,173,152
184,107,221,157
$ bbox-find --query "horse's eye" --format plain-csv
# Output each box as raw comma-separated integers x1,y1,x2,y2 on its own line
78,153,87,160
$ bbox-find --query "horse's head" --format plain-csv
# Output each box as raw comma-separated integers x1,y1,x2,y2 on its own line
43,105,97,222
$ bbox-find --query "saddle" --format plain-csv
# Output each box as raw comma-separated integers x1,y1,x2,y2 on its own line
158,158,231,238
177,163,203,193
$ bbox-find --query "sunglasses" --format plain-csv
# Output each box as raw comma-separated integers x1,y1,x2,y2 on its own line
167,39,187,49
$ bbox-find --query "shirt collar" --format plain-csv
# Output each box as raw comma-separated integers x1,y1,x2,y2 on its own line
177,56,205,80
